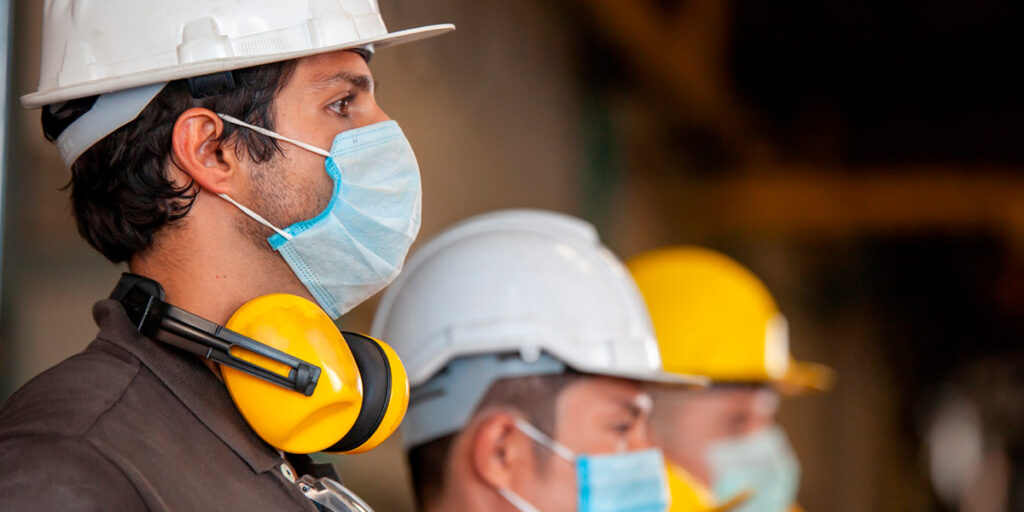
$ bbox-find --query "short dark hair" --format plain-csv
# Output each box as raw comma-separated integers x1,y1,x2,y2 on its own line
41,61,298,262
406,370,584,509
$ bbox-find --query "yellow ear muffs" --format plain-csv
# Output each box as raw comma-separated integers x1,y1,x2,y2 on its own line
221,294,408,454
109,274,408,454
325,333,409,454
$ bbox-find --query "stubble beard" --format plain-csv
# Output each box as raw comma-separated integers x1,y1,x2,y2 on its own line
235,157,333,254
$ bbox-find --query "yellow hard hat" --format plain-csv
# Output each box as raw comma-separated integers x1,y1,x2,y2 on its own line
224,294,409,454
628,247,834,392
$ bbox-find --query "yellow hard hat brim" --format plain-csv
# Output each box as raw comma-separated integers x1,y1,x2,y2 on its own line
776,360,836,395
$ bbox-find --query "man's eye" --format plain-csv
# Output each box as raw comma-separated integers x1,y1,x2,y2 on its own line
329,94,356,115
611,422,632,434
726,412,750,433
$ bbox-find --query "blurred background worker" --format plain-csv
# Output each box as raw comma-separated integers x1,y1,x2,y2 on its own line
372,209,707,512
628,247,836,512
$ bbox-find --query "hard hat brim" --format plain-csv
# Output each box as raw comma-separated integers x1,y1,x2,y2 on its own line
653,359,834,393
585,366,710,388
21,23,455,109
776,360,836,395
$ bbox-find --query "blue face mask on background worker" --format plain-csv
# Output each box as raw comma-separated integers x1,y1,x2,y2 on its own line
498,418,671,512
707,426,801,512
217,115,422,319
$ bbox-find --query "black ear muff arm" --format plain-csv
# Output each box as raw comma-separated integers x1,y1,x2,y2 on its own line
111,273,321,396
156,305,321,397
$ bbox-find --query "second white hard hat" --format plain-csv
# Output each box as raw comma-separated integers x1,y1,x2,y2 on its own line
373,210,706,447
373,209,709,386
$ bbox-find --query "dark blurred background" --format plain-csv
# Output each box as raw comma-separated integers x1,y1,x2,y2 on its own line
2,1,1022,511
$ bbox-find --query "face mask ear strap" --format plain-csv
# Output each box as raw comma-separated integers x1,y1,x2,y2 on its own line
217,113,331,158
513,418,576,462
217,193,292,241
496,487,543,512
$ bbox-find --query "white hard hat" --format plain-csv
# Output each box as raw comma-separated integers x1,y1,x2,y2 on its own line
372,210,707,447
23,0,453,108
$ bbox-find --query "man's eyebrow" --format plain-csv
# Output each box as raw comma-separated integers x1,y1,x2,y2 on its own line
311,71,374,92
618,400,644,419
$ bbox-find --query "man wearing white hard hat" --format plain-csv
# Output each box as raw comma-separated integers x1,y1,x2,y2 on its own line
372,209,707,512
0,1,451,510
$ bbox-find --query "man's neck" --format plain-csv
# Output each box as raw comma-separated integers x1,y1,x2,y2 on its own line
427,480,510,512
127,206,307,326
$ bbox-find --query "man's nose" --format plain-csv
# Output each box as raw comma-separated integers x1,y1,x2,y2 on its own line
346,102,391,134
627,422,656,451
363,103,390,126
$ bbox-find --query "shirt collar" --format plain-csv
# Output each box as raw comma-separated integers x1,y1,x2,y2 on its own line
92,298,282,475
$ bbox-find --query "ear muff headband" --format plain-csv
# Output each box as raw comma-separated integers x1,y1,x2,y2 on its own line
327,333,392,453
111,272,321,395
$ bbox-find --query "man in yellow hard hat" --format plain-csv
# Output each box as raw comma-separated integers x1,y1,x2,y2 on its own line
0,2,452,510
628,246,835,512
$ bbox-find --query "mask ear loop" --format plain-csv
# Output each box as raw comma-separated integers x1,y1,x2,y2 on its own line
513,418,576,462
217,113,331,158
213,113,334,242
496,487,543,512
495,418,576,512
217,193,292,241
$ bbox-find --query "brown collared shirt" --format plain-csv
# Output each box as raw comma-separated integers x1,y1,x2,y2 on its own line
0,299,337,511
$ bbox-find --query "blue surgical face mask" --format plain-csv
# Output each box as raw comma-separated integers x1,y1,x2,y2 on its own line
706,426,801,512
499,418,670,512
216,114,421,319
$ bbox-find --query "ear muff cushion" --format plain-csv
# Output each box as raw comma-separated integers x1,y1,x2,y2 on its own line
326,332,392,452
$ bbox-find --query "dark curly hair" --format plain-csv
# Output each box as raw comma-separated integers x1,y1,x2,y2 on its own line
41,61,298,263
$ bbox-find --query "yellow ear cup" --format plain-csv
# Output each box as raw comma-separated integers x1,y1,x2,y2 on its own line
326,334,410,454
223,294,364,454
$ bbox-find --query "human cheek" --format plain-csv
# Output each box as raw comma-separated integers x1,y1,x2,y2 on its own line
539,460,578,512
284,152,333,221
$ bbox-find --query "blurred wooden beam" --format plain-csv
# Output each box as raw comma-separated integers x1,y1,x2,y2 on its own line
573,0,768,160
678,168,1024,243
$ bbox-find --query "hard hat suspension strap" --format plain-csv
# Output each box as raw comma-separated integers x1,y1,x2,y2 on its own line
188,71,238,99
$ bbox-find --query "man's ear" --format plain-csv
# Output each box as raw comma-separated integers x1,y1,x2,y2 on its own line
469,411,533,490
171,108,240,194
